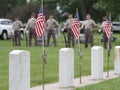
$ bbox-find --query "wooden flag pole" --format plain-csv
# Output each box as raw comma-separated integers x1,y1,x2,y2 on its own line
78,34,82,84
107,13,112,77
76,8,82,84
107,38,110,77
41,2,44,90
40,0,47,90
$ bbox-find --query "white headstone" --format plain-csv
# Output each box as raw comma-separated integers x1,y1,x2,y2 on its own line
114,46,120,75
9,50,30,90
59,48,74,88
91,46,103,80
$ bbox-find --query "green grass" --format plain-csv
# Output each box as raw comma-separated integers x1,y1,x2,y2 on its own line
0,33,120,90
76,77,120,90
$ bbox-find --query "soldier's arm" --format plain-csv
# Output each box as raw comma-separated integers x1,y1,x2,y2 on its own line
80,22,85,30
20,21,23,28
92,20,96,27
54,19,59,27
12,22,15,30
26,19,30,30
63,20,69,29
46,20,49,26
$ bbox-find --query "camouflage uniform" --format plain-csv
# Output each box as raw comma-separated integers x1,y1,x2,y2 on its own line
64,18,74,47
12,20,22,46
26,17,37,46
46,18,58,46
81,19,96,48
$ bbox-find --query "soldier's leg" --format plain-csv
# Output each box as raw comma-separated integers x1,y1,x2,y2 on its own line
33,30,37,46
89,31,94,47
44,31,48,46
104,33,107,49
29,30,32,46
51,30,57,46
14,31,17,46
67,31,71,47
12,33,15,46
109,38,112,49
16,31,19,46
71,32,74,47
17,31,21,46
85,31,88,48
47,30,51,46
25,31,29,46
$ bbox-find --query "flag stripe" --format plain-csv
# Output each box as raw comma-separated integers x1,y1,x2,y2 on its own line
71,19,80,39
35,7,46,38
102,21,112,39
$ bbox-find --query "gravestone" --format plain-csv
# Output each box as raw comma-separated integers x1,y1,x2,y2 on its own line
59,48,74,88
91,46,103,80
114,46,120,75
9,50,30,90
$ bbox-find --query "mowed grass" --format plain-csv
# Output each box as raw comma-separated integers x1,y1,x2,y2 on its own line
0,33,120,90
76,77,120,90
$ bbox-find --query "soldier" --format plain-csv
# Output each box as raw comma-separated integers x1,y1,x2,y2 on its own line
81,14,96,48
101,16,112,49
26,13,37,46
46,15,58,46
12,17,22,46
63,13,74,47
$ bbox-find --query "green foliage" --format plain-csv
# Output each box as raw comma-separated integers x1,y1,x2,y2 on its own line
94,0,120,20
0,0,26,17
6,2,40,22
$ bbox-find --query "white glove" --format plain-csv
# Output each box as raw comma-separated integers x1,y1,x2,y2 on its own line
61,28,64,32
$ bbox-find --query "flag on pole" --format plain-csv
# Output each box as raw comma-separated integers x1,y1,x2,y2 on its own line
35,4,46,38
71,10,80,39
102,21,112,39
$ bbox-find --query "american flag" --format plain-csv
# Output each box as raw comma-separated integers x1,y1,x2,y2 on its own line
71,11,80,39
35,5,46,38
102,21,112,39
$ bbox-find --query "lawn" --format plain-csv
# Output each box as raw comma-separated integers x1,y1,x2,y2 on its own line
76,77,120,90
0,33,120,90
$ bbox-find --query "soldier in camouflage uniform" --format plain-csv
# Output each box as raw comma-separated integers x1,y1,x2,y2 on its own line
12,17,22,46
81,14,96,48
26,13,37,46
63,13,74,47
46,15,58,46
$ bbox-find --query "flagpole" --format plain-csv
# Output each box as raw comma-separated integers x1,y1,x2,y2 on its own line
78,33,82,84
42,36,45,90
107,38,110,77
40,0,46,90
106,13,111,77
76,8,82,84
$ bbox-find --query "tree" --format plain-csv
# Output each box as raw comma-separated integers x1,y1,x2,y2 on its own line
0,0,26,17
94,0,120,20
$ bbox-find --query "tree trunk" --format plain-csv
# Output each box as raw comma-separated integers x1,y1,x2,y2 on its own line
79,0,87,20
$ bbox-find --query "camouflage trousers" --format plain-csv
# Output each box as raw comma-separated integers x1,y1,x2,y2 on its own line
14,30,21,46
47,30,57,46
85,29,94,48
28,29,37,46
